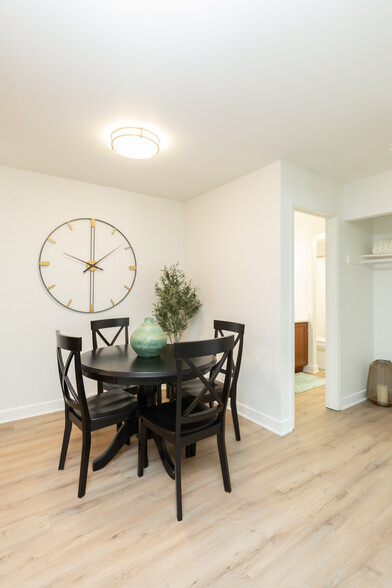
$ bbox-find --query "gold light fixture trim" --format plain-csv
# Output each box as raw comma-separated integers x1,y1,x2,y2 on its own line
111,127,160,159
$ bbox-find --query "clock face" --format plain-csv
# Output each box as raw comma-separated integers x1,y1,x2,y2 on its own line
38,218,137,313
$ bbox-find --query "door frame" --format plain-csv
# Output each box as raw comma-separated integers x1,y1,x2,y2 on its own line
284,206,340,433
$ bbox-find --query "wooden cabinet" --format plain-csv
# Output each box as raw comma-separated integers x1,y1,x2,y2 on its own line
295,322,308,373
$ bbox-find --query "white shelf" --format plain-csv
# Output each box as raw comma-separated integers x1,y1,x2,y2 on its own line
346,254,392,266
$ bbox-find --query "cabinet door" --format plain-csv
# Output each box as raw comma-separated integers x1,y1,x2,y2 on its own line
295,322,308,373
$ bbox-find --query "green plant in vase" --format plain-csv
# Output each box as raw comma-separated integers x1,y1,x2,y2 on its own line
153,263,202,343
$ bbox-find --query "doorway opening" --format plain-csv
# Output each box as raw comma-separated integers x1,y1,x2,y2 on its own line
294,210,326,413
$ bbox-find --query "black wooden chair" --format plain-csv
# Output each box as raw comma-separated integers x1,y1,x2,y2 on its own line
56,331,138,498
137,335,235,521
91,317,136,395
91,317,162,403
168,320,245,441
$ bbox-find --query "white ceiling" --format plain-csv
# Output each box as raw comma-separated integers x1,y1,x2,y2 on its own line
1,0,392,201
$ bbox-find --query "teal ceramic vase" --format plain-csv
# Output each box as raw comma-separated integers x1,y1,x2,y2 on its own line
130,317,167,358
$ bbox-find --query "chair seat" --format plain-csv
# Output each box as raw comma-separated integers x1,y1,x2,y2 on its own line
138,398,218,434
181,379,223,398
74,388,138,421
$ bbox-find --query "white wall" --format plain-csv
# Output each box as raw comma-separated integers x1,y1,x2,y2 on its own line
184,162,284,434
281,161,341,426
4,158,382,431
372,214,392,360
0,165,184,422
343,171,392,399
339,219,374,408
343,169,392,220
315,244,326,370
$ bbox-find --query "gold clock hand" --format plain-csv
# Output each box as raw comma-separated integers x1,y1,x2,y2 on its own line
63,252,103,271
90,267,95,312
82,243,124,273
89,220,96,312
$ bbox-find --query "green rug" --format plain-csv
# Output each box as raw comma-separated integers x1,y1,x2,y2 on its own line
295,372,325,394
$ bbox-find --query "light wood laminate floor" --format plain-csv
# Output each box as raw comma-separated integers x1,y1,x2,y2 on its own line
1,389,392,587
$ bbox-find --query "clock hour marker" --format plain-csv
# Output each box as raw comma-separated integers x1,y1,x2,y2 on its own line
39,261,50,266
91,218,96,227
66,299,72,308
48,238,56,244
124,285,130,290
110,299,115,306
124,245,131,250
67,221,73,230
111,228,117,235
90,304,94,313
129,266,136,270
47,284,56,290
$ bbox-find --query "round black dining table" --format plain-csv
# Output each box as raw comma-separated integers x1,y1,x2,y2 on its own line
80,343,216,471
81,343,215,389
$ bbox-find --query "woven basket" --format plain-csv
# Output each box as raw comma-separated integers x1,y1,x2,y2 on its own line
366,360,392,406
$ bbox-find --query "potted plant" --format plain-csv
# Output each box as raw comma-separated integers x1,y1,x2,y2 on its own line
153,263,202,343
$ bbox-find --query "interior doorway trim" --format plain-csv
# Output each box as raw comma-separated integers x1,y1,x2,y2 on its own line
285,208,340,433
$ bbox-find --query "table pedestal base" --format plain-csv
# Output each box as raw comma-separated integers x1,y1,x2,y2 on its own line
92,420,136,471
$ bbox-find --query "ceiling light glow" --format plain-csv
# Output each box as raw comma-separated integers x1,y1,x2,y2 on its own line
111,127,160,159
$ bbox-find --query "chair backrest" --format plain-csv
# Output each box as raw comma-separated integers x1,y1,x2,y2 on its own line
173,335,234,434
213,320,245,391
90,317,129,349
56,331,89,420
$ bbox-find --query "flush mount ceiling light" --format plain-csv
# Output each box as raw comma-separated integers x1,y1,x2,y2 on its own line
111,127,160,159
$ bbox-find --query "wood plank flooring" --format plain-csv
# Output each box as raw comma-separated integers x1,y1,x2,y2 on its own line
1,389,392,587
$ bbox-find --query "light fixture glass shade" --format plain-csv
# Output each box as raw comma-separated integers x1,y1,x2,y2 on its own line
111,127,160,159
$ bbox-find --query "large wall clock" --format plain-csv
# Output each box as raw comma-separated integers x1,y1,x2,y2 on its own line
38,218,137,313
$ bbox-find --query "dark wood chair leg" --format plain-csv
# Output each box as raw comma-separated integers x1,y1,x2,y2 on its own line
138,419,148,477
175,443,183,521
58,418,72,470
230,388,241,441
78,428,91,498
185,443,196,458
217,431,231,493
156,385,162,405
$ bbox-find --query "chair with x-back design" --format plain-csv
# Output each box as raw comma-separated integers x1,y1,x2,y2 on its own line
91,317,162,403
137,335,235,521
56,331,138,498
91,317,130,350
90,317,138,395
168,320,245,441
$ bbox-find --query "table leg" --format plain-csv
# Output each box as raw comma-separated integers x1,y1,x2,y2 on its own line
138,385,159,407
92,420,135,471
152,434,175,479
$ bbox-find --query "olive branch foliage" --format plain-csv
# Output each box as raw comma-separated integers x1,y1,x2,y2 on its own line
153,263,202,343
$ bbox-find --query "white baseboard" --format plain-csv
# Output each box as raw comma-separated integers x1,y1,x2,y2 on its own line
304,364,319,374
340,389,367,410
0,399,63,424
236,401,292,436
